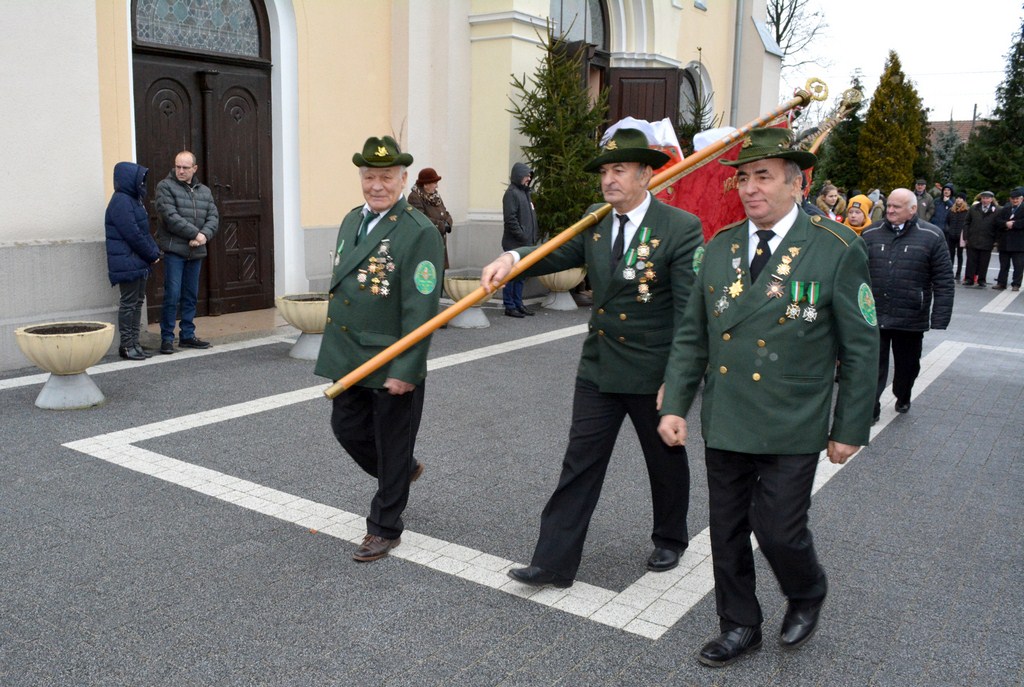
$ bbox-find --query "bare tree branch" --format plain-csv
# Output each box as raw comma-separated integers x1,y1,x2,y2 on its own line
766,0,828,65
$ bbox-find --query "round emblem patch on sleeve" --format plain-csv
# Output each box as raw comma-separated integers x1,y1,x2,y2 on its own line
858,282,877,326
414,260,438,294
692,246,705,274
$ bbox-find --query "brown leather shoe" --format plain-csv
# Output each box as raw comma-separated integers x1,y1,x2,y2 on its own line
352,534,400,562
411,461,424,483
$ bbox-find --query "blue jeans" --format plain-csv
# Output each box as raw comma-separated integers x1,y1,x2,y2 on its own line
502,278,524,310
160,253,202,342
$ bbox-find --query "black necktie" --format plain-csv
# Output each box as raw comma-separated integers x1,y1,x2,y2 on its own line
749,229,775,282
356,211,379,246
611,214,627,269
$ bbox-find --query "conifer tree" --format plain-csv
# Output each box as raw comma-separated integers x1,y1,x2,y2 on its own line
858,51,924,192
509,31,608,237
954,11,1024,196
933,120,963,184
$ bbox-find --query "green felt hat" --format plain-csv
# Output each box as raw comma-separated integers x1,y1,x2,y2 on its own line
720,127,817,170
352,136,414,168
583,128,671,173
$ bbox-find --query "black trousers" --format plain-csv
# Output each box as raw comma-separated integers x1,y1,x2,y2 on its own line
945,234,964,277
330,383,425,539
530,377,690,579
116,277,147,348
874,329,924,414
964,248,992,284
996,250,1024,287
705,447,827,631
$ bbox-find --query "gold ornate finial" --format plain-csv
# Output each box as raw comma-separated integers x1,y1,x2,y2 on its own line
841,88,863,107
805,78,828,102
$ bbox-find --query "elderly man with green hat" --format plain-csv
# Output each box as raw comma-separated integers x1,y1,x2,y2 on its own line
658,126,879,667
481,126,704,588
315,135,445,563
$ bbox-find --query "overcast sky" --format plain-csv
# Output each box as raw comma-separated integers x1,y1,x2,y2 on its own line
778,1,1023,122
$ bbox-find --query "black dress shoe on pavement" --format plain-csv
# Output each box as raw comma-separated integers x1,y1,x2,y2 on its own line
118,346,146,361
352,534,400,562
647,547,680,572
698,626,762,667
133,344,152,359
780,598,825,649
517,306,535,316
993,284,1006,290
410,461,424,483
160,340,175,354
504,308,525,318
507,566,573,588
179,336,211,349
895,400,911,413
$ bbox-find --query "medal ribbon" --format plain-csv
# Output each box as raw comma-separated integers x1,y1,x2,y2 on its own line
790,280,805,303
806,281,820,306
622,227,652,270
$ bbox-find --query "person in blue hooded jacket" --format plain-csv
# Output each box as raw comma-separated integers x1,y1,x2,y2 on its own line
105,162,161,360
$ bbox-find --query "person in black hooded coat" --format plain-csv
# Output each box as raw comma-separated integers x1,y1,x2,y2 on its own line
104,161,161,360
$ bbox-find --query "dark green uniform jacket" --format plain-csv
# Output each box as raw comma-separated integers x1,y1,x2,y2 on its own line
518,197,704,395
315,197,445,388
661,210,879,454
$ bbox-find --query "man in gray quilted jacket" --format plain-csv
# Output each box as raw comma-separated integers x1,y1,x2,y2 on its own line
155,150,219,354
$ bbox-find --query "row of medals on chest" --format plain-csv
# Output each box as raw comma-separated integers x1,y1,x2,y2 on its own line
354,240,396,297
714,242,820,322
599,227,659,303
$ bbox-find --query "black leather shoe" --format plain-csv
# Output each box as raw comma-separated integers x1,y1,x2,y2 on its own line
647,547,681,572
507,566,573,588
504,308,525,318
698,626,762,667
517,306,535,316
780,597,825,649
133,344,152,359
895,400,911,413
160,340,175,355
179,336,211,349
993,284,1006,290
119,346,146,361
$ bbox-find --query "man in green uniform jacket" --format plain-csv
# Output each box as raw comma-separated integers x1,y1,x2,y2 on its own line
658,127,879,667
315,136,445,563
481,127,704,588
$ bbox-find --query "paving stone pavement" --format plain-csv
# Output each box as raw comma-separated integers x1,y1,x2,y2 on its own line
1,282,1022,687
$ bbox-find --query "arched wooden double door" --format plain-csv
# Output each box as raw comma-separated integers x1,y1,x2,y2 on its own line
132,0,274,320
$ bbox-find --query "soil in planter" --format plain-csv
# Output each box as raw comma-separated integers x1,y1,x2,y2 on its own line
25,324,106,336
284,295,328,302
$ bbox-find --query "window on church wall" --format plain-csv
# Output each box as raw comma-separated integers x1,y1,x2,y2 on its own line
135,0,262,59
549,0,607,50
678,63,715,128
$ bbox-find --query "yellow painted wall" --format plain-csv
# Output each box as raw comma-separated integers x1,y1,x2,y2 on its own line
95,0,134,199
673,2,735,122
295,0,397,227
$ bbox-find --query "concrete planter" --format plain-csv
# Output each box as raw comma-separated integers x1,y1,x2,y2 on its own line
443,275,489,328
14,321,115,409
538,266,586,311
275,293,328,360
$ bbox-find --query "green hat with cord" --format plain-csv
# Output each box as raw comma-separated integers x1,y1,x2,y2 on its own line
719,126,817,170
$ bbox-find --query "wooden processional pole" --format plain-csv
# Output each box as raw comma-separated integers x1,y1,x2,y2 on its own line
323,79,829,399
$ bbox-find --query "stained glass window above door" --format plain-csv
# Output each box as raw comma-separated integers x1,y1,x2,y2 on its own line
135,0,260,58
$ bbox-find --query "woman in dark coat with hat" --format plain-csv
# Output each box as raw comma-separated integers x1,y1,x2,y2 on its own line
408,167,453,269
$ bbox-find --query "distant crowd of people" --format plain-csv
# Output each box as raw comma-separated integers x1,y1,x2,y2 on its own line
809,179,1024,291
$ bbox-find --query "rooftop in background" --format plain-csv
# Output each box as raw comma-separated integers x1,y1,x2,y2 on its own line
927,119,990,148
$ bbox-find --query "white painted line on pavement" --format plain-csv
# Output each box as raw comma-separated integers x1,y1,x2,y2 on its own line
980,286,1023,315
59,331,1024,640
